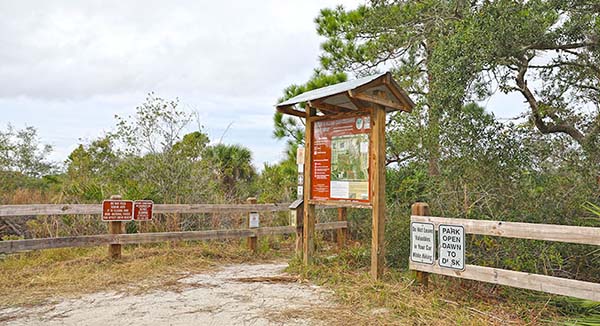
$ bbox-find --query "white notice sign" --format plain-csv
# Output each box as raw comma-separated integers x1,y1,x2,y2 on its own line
439,224,465,270
410,222,435,264
249,212,259,228
330,181,350,199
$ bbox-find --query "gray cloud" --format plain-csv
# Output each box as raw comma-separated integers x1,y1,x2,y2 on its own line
0,0,363,167
0,0,360,100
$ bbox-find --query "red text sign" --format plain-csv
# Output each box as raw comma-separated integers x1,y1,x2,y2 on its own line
311,115,371,202
133,200,154,221
102,200,133,221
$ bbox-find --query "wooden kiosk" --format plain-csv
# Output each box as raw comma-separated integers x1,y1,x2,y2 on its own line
276,72,414,279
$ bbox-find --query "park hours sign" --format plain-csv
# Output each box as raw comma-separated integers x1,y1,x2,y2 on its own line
438,224,465,270
410,222,435,264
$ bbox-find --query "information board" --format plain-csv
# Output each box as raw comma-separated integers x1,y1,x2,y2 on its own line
438,224,465,270
102,200,133,221
311,115,371,202
410,222,435,264
133,200,153,221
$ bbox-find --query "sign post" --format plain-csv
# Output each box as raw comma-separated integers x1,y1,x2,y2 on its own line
103,195,133,259
411,203,432,285
297,146,305,198
246,197,258,253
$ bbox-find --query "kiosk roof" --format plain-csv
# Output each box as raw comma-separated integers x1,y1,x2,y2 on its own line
275,72,414,117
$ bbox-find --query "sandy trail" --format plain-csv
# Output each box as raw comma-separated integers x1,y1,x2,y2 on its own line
0,262,338,326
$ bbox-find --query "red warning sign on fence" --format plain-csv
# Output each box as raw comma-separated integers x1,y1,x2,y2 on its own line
102,200,133,221
133,200,154,221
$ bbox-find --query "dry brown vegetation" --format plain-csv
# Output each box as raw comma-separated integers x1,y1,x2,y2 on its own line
286,245,565,325
0,240,292,307
0,239,590,325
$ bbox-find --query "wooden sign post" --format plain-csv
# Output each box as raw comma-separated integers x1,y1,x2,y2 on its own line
247,197,258,253
276,72,414,280
102,195,133,259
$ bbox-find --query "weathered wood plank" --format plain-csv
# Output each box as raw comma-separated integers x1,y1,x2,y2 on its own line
350,92,406,112
311,200,372,209
410,262,600,302
0,222,348,253
0,203,292,217
316,221,347,231
411,215,600,246
0,204,101,217
0,234,114,252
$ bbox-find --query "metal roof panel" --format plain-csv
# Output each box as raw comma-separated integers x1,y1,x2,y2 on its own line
276,72,386,107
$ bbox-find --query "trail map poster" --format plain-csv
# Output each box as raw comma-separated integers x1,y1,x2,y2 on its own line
311,115,371,202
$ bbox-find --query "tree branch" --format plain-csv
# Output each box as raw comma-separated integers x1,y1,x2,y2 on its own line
514,59,586,144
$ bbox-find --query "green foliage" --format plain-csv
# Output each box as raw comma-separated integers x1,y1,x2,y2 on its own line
583,202,600,218
203,143,256,201
256,159,296,203
1,126,51,174
172,131,209,161
114,92,195,155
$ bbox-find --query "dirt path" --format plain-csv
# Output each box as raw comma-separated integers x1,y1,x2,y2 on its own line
0,262,339,325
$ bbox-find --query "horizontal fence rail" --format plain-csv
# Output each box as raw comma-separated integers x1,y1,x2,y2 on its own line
0,221,347,254
411,215,600,246
0,203,356,218
410,211,600,301
409,262,600,302
0,203,293,218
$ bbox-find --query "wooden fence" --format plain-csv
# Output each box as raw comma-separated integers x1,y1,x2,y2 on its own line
409,203,600,301
0,201,347,256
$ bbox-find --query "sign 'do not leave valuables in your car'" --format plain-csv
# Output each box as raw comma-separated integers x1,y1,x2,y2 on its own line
410,222,435,265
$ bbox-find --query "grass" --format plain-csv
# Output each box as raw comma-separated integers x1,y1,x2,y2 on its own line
0,238,293,307
1,238,598,325
286,244,569,325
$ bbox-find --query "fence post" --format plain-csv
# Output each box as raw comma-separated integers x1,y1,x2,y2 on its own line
246,197,258,253
336,207,347,249
108,195,125,259
411,202,430,286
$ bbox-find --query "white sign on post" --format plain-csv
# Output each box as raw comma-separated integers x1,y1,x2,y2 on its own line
438,224,465,270
410,222,435,264
249,212,259,228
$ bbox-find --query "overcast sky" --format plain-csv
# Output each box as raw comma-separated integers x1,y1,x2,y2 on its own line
0,0,525,169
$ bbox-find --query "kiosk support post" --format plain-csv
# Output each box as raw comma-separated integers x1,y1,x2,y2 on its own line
370,106,386,280
303,106,317,265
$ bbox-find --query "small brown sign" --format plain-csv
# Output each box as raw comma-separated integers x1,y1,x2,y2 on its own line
133,200,154,221
102,200,133,221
